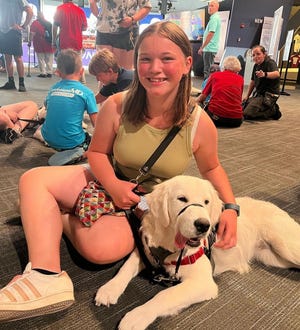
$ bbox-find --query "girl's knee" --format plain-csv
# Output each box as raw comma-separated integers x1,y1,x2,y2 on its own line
19,167,45,190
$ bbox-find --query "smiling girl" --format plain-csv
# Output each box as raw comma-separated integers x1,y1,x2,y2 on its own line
0,21,238,322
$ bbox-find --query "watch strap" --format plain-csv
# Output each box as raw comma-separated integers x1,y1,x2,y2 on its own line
223,203,240,216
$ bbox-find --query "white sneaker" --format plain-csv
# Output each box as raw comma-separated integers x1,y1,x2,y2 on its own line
0,263,74,322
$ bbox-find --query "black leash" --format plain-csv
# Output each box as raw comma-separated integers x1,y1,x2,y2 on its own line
124,106,196,285
124,208,181,287
18,117,45,125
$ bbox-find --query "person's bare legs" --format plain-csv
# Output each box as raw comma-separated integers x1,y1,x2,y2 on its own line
112,48,134,70
4,54,13,77
97,44,134,70
14,55,25,78
19,165,93,273
62,213,134,265
96,44,113,52
1,101,38,132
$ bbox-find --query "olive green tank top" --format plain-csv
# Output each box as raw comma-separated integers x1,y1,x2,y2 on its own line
113,105,202,192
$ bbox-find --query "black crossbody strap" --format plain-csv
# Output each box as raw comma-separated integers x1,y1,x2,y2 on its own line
137,105,195,178
139,125,181,176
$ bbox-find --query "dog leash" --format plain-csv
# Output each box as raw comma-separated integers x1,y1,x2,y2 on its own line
125,106,197,285
125,111,195,285
124,209,180,286
124,124,183,285
18,117,45,125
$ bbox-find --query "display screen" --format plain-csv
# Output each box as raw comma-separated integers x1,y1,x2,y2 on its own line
165,10,205,41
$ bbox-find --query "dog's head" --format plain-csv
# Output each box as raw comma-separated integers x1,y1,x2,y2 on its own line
144,175,223,251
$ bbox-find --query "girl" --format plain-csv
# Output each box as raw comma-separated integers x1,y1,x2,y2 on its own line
0,21,238,322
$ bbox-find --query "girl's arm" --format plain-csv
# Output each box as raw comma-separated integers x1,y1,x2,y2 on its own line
193,111,238,249
87,94,140,209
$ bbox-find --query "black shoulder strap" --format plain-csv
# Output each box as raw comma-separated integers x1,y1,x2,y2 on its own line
137,105,195,179
139,125,181,176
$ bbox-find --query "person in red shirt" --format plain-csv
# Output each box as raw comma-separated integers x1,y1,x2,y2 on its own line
29,11,54,78
53,0,87,82
197,56,244,128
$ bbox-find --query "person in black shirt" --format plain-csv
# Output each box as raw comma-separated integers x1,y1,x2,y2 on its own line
243,45,281,120
88,48,133,104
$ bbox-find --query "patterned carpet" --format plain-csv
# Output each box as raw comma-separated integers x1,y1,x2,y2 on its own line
0,71,299,329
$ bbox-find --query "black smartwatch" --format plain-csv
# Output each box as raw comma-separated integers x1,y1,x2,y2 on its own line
223,203,240,216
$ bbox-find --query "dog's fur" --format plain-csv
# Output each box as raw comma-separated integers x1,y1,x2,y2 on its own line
95,175,300,330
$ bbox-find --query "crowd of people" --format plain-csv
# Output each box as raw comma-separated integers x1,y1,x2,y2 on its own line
0,0,285,324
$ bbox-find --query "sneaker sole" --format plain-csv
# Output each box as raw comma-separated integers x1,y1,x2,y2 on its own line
0,299,74,322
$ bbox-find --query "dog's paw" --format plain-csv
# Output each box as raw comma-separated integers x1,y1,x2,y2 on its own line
119,306,155,330
94,283,121,307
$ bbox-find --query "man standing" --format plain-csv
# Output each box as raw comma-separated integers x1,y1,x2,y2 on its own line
0,0,33,92
52,0,87,83
198,0,221,79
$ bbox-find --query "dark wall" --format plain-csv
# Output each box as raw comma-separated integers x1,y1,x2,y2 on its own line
226,0,294,49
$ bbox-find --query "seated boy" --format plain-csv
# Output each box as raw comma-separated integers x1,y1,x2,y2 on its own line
88,49,133,104
34,49,98,165
0,101,38,144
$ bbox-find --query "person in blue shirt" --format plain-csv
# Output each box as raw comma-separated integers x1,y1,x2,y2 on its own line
33,49,98,165
88,48,134,104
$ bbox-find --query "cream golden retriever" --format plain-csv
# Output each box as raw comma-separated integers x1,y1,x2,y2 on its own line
95,175,300,330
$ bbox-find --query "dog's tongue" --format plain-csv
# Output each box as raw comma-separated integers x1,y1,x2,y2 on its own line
175,232,188,249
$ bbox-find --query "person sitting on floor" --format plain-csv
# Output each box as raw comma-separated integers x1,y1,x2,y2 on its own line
197,56,244,128
33,49,98,166
243,45,281,120
0,21,238,322
88,48,134,104
0,101,38,144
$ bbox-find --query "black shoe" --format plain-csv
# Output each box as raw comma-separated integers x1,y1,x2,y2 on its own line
46,73,52,78
19,84,26,92
0,81,16,90
0,128,19,144
37,74,47,78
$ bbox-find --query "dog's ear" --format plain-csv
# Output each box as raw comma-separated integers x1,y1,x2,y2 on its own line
207,181,223,225
146,182,170,227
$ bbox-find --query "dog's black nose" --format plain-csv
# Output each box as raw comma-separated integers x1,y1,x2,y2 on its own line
194,220,210,234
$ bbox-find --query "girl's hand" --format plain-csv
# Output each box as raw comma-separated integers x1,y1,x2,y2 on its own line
214,209,237,249
109,179,141,210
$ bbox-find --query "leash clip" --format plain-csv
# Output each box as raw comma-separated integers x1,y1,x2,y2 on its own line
130,167,147,185
152,273,181,286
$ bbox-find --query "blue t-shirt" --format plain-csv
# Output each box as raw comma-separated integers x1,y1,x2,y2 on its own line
203,12,221,53
41,79,98,150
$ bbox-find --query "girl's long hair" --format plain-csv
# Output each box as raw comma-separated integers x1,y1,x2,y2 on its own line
123,21,194,127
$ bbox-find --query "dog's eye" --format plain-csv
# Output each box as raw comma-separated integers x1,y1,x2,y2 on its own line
177,196,188,203
204,200,209,205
